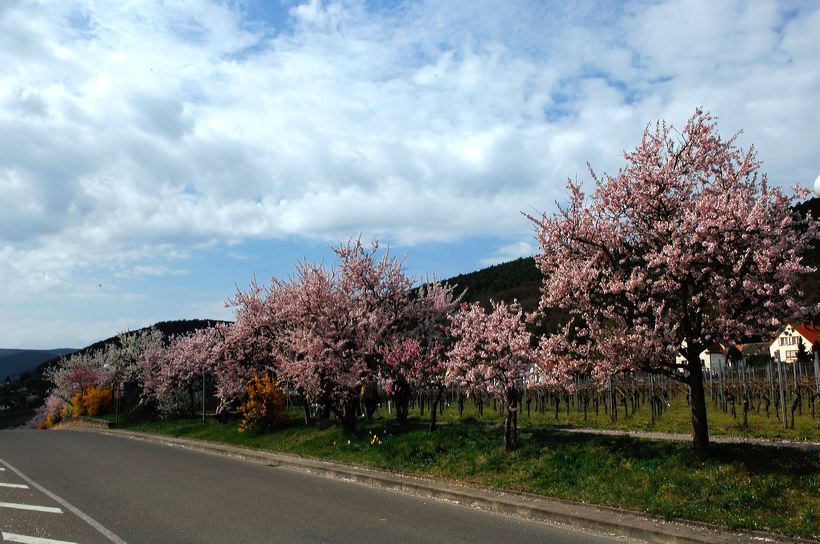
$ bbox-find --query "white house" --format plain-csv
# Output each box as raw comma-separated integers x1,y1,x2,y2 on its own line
769,323,819,363
675,342,730,373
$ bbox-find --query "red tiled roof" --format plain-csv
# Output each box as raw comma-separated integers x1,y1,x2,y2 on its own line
736,342,769,357
793,323,820,345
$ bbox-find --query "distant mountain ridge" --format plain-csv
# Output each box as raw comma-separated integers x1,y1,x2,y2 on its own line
0,348,77,380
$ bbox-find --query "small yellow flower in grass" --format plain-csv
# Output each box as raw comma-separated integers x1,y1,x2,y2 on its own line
347,439,351,446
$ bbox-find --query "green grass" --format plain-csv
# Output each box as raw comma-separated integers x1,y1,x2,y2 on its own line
122,414,820,539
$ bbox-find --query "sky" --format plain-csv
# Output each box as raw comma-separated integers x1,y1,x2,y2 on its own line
1,0,819,349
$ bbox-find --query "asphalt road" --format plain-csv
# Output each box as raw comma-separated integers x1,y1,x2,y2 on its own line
0,430,632,544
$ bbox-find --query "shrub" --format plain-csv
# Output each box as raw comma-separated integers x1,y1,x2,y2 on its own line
84,385,113,416
70,389,86,417
66,385,113,418
238,374,286,433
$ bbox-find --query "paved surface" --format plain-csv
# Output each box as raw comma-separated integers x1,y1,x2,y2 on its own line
0,429,635,544
561,428,820,451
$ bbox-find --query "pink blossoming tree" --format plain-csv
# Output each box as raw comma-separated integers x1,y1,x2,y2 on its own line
140,327,221,417
528,109,819,456
273,238,415,432
394,280,462,431
446,300,533,450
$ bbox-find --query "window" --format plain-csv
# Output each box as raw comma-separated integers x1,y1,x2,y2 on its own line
786,350,798,361
779,336,798,346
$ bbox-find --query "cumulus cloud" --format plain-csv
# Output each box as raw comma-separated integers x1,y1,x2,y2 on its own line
480,241,538,267
1,0,819,301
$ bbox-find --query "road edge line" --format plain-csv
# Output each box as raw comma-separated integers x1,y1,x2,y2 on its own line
0,458,127,544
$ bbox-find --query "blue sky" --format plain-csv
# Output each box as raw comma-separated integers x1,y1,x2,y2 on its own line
1,0,819,349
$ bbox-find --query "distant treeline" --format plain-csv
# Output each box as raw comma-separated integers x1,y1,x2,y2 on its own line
446,256,542,310
35,319,228,376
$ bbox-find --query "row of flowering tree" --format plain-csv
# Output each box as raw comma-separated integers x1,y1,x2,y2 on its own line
38,110,818,456
37,328,164,426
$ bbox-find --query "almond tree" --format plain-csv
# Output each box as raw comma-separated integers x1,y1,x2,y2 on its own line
528,109,819,456
44,351,106,414
381,281,462,430
140,327,221,416
379,338,420,425
276,238,415,432
221,280,286,400
446,300,533,450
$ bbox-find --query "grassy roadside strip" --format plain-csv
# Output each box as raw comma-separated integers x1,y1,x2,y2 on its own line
121,417,819,539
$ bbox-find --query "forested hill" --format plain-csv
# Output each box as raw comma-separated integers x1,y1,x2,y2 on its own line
0,348,76,380
443,256,542,311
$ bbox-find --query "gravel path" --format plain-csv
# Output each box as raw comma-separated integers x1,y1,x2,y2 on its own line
562,427,820,451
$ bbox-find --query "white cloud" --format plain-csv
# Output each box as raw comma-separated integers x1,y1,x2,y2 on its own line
128,265,188,278
1,0,818,303
480,241,537,267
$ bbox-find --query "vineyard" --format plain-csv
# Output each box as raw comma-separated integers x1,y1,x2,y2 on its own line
282,357,820,441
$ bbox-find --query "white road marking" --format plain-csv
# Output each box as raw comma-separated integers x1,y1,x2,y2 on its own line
2,532,78,544
0,501,63,513
0,459,126,544
0,482,29,489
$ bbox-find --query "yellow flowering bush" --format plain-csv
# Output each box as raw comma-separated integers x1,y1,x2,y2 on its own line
37,413,58,430
69,385,113,417
83,385,113,416
238,374,286,433
70,389,86,417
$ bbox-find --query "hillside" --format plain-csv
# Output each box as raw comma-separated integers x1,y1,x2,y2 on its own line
445,256,542,311
0,320,226,429
0,348,76,381
441,256,572,334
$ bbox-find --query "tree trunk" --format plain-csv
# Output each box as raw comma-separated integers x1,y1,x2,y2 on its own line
687,361,710,457
429,387,443,432
296,389,312,425
457,389,464,419
339,396,358,433
303,398,312,425
503,386,518,451
188,385,195,418
393,377,411,424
